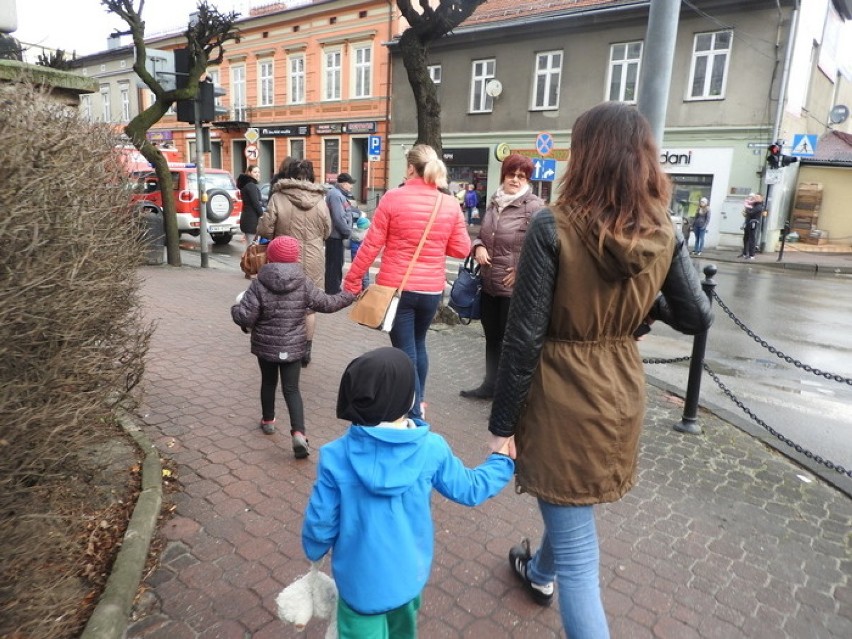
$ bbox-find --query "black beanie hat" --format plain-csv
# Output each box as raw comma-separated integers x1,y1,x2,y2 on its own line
337,347,415,426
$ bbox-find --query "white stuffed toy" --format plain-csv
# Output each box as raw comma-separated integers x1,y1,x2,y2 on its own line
276,563,338,639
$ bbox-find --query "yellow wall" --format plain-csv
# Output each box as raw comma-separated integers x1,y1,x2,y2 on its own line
796,165,852,246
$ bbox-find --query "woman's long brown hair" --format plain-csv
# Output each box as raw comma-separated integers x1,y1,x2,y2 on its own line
555,102,672,251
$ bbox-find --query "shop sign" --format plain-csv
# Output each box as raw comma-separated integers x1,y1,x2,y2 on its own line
660,150,693,166
147,130,173,142
258,124,311,137
512,148,570,161
442,147,490,166
343,121,377,133
316,123,344,135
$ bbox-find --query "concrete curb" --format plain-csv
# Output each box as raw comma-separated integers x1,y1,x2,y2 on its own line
80,412,163,639
645,372,852,499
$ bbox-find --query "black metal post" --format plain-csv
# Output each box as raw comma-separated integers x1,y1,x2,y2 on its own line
674,264,717,434
777,220,790,262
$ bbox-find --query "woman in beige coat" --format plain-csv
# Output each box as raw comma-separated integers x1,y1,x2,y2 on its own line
257,159,331,366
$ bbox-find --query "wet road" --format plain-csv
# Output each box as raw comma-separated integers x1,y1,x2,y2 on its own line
180,236,852,483
639,261,852,482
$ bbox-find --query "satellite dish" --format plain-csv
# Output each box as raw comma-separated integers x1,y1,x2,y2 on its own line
485,79,503,98
829,104,849,124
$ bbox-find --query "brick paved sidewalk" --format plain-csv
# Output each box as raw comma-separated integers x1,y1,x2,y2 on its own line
127,264,851,639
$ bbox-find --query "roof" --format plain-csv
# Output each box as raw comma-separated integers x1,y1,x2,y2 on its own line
815,130,852,162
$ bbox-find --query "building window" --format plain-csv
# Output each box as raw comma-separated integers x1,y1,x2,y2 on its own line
353,44,372,98
323,48,342,101
532,50,562,110
607,41,642,102
80,94,91,121
259,59,274,107
469,58,495,113
428,64,442,85
323,138,340,182
688,30,732,100
289,138,305,160
100,85,111,122
289,54,305,104
231,64,246,120
207,69,221,112
120,83,130,121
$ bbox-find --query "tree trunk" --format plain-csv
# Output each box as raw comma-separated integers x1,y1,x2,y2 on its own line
125,113,181,266
399,30,442,155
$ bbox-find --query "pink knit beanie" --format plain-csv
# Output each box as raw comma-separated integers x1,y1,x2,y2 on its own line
266,236,300,263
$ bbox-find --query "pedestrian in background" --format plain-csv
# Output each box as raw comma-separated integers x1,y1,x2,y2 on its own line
463,183,479,225
231,236,354,459
325,173,355,294
488,102,713,638
692,196,711,255
740,193,764,259
302,347,514,638
257,159,331,367
349,215,371,291
460,154,543,400
343,144,470,419
237,165,262,246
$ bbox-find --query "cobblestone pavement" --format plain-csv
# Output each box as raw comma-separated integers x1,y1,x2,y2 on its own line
127,263,851,639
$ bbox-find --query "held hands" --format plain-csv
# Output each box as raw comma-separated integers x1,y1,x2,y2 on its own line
488,434,516,459
502,267,515,288
474,245,491,267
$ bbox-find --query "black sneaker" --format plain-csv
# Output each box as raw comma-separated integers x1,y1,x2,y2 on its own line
459,384,494,400
509,538,554,606
292,432,310,459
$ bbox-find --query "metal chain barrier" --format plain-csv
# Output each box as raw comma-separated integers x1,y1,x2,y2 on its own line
712,290,852,386
642,355,691,365
702,362,851,478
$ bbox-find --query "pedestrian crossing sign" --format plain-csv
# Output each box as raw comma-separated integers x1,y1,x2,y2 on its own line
791,134,817,157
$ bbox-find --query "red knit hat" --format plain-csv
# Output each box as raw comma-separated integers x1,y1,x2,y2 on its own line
266,236,300,263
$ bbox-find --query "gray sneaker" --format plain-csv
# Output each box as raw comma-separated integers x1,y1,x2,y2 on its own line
292,432,310,459
260,419,276,435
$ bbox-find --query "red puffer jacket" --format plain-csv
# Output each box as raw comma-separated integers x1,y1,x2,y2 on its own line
344,178,470,294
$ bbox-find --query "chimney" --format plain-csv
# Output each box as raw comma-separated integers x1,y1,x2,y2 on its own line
107,33,122,50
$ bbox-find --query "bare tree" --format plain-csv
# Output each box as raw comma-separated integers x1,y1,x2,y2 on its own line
103,0,238,265
36,49,74,69
396,0,486,154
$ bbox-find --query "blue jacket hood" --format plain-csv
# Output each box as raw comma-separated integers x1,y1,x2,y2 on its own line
345,421,430,496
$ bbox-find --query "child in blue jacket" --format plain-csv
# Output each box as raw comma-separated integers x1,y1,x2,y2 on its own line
302,347,514,638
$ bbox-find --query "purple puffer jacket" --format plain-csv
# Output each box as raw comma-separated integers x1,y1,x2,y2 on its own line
231,262,354,363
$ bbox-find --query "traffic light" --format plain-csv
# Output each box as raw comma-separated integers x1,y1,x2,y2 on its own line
174,48,227,124
766,142,799,170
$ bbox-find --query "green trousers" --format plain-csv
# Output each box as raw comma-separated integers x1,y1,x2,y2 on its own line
337,594,421,639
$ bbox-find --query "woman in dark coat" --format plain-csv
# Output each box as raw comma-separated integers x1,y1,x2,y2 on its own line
238,165,263,245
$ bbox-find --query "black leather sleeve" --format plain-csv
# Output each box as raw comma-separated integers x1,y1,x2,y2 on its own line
488,209,558,437
649,228,714,335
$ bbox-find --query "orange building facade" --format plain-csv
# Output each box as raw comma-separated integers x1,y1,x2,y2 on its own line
146,0,400,205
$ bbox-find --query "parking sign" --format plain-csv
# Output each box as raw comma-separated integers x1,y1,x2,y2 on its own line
368,135,382,158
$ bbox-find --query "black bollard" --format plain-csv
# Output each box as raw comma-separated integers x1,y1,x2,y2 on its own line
777,220,790,263
674,264,717,434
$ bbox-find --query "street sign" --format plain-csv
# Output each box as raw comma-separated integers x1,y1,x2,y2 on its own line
532,158,557,182
368,135,382,159
535,132,554,157
245,128,260,144
791,134,817,157
765,167,782,185
244,144,258,162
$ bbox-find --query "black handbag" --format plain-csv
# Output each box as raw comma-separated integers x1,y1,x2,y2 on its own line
449,256,482,324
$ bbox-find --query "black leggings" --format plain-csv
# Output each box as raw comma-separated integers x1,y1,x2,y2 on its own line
257,357,304,433
479,291,512,388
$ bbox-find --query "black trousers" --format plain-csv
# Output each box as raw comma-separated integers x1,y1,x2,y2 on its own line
479,291,512,389
257,357,304,432
325,238,345,294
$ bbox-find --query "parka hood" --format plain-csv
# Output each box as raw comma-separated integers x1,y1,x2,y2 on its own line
271,178,327,210
574,213,674,282
256,262,305,294
344,421,431,496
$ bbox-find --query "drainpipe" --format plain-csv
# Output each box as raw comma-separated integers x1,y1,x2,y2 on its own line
762,0,799,252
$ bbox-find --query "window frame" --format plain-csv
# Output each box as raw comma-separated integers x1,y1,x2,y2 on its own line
322,47,343,102
258,58,274,107
606,41,643,103
530,50,563,111
289,138,305,160
428,64,442,85
352,43,372,98
119,82,130,121
231,64,247,119
288,54,305,105
686,30,733,101
469,58,496,114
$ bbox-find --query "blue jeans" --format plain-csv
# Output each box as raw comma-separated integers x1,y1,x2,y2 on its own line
465,207,477,224
350,241,370,290
693,227,706,253
527,500,610,639
388,291,441,419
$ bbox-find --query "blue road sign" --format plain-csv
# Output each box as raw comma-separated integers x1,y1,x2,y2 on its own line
535,132,554,156
368,135,382,157
791,134,817,157
533,158,557,182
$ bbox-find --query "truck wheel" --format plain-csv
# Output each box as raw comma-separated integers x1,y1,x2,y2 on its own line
212,233,233,245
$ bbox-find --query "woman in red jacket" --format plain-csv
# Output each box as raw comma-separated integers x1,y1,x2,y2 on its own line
344,144,470,418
